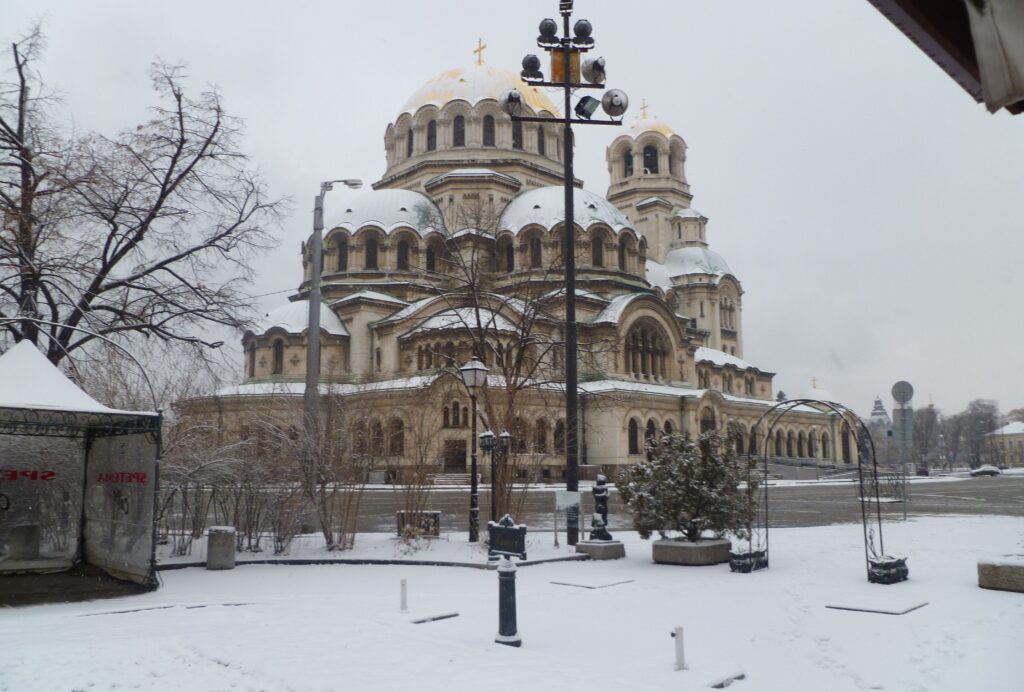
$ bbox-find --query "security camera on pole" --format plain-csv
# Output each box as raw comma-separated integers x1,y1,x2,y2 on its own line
503,0,628,546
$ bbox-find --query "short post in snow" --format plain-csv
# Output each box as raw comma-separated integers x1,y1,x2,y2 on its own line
672,626,686,670
400,578,408,613
495,554,521,647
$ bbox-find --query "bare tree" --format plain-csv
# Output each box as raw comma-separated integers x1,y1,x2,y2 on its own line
913,405,940,469
1,26,282,364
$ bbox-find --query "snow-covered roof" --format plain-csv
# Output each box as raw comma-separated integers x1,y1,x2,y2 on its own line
325,188,445,236
0,341,157,416
623,114,678,138
671,208,706,220
499,187,632,235
215,375,442,398
990,421,1024,436
399,63,559,117
374,296,437,326
592,293,648,325
332,291,409,308
580,379,700,399
800,385,837,403
425,168,520,188
540,288,608,303
636,196,672,208
695,347,759,372
253,300,348,337
402,307,517,338
647,246,733,291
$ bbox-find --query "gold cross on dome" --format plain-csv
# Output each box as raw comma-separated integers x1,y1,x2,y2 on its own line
474,38,487,65
811,377,818,389
640,99,649,118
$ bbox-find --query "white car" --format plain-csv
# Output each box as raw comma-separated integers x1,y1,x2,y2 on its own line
969,465,1002,477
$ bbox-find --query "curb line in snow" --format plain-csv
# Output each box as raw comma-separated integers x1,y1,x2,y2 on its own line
155,553,591,572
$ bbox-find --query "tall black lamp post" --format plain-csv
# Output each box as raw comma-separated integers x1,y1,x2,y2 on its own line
503,0,628,544
459,357,489,542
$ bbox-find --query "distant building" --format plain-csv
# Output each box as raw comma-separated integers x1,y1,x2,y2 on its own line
986,421,1024,468
868,396,891,428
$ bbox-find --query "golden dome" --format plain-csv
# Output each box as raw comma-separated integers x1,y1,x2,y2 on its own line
400,63,559,117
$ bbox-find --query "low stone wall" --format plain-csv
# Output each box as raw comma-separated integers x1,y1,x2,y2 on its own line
652,538,731,566
978,556,1024,593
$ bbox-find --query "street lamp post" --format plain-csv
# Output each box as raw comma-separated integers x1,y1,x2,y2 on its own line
505,0,628,545
305,179,361,464
479,428,512,524
459,357,490,542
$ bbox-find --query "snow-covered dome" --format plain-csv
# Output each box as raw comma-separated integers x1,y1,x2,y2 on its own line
400,63,559,116
253,300,348,337
325,189,444,236
624,114,678,138
499,187,632,234
663,246,732,277
801,380,836,403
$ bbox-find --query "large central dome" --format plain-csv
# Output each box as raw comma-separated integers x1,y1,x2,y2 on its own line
400,63,559,116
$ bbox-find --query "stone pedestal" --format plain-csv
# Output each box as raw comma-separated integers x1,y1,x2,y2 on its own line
575,540,626,560
978,556,1024,593
652,538,731,566
206,526,236,570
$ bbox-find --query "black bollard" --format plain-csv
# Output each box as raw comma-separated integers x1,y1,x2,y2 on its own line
495,554,521,647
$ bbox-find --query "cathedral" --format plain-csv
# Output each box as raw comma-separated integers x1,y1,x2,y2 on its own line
188,51,854,480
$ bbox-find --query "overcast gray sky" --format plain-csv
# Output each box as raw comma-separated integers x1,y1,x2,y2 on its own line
5,0,1023,416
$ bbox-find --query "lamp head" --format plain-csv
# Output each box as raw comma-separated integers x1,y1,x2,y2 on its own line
458,356,489,392
500,88,524,117
574,95,600,120
537,18,559,47
572,19,594,46
582,56,605,85
601,89,629,118
479,429,496,452
520,55,543,83
498,429,511,451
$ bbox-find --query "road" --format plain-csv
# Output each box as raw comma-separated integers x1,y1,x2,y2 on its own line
356,475,1024,534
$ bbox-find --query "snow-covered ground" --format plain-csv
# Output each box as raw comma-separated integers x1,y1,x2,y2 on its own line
3,516,1023,692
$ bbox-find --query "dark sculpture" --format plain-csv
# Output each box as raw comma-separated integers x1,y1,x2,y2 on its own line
589,474,613,541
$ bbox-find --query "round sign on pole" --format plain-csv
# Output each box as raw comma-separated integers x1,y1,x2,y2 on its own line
891,381,914,404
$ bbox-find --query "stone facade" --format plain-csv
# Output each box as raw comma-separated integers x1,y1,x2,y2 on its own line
180,56,848,481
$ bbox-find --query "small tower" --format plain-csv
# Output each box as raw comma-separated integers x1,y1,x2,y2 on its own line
869,396,892,427
605,106,692,263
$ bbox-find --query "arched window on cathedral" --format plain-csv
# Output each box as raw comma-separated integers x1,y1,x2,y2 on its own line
406,130,413,158
426,120,437,151
623,148,633,177
511,418,527,454
337,238,348,271
628,418,640,455
450,400,460,428
554,420,566,453
663,420,673,436
453,115,465,147
397,239,410,270
700,408,716,433
247,341,256,378
822,433,831,459
624,321,669,380
426,245,436,272
668,152,676,177
483,115,495,146
797,431,805,457
534,419,548,453
529,236,542,268
512,120,523,150
643,145,659,174
272,339,284,375
748,427,759,455
537,126,546,155
442,406,450,428
591,236,604,267
786,431,794,457
370,419,385,456
775,430,783,457
499,236,514,272
365,237,379,270
646,419,657,442
617,238,627,271
388,418,404,456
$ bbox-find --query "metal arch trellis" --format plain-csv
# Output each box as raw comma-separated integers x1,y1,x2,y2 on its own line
737,398,904,583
